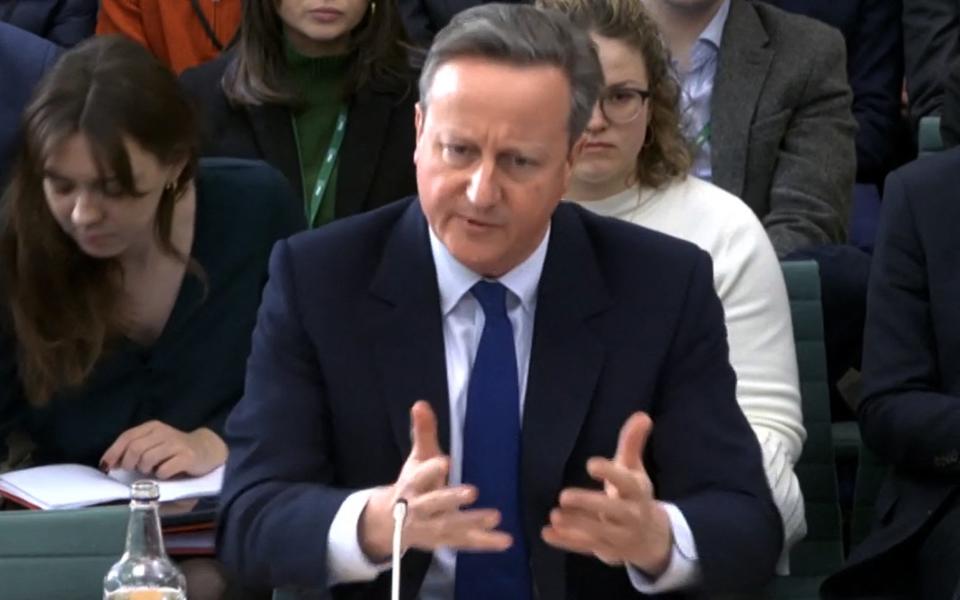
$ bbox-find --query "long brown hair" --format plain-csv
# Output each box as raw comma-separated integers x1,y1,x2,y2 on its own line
0,35,200,405
538,0,692,188
223,0,415,107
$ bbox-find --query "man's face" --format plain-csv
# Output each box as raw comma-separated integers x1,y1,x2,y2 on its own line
414,58,582,278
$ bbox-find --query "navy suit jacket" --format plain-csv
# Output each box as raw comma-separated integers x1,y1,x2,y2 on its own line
763,0,903,183
0,0,97,47
0,22,60,186
822,148,960,596
218,199,782,598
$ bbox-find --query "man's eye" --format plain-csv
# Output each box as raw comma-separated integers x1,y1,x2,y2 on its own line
441,144,475,163
507,155,536,169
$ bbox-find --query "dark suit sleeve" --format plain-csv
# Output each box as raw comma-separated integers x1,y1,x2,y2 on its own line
942,55,960,147
44,0,97,47
858,169,960,476
217,239,352,587
849,0,904,182
650,252,783,592
903,0,960,123
763,26,857,255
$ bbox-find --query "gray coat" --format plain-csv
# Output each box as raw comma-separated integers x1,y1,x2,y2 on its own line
711,0,857,257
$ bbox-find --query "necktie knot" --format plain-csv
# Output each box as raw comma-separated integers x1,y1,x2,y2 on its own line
471,280,509,319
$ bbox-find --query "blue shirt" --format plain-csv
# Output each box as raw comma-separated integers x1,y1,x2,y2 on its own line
679,0,731,181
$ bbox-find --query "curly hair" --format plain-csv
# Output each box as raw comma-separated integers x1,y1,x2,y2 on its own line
537,0,691,189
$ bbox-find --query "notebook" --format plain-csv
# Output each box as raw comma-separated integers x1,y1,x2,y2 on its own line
0,464,224,510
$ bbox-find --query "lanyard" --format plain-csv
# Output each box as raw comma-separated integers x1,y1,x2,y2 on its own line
294,105,348,227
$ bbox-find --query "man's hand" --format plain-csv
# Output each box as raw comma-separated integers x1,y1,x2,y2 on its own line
100,421,227,479
541,412,673,577
358,401,512,562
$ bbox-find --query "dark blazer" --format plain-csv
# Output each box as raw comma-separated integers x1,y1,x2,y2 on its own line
0,22,59,185
0,0,97,47
903,0,960,125
398,0,526,46
821,148,960,597
942,54,960,148
179,51,418,222
764,0,904,183
218,199,783,597
712,0,857,257
0,159,305,468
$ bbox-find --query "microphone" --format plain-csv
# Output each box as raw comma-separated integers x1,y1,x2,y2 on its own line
391,499,408,600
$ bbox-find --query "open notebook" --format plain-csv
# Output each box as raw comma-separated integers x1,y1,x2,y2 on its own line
0,464,223,510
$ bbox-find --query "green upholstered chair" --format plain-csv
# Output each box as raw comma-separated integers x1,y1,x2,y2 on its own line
765,260,844,599
0,505,127,600
919,116,944,155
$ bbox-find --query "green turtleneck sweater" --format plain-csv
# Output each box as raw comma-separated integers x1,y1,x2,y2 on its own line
286,42,350,227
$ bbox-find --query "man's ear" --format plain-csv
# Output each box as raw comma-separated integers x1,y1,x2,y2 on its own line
413,102,425,164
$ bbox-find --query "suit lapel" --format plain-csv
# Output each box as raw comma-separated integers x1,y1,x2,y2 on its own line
522,205,611,599
711,0,773,198
245,103,304,201
336,88,396,217
366,201,449,598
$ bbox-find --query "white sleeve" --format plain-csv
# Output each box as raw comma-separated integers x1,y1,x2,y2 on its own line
326,488,392,585
712,210,807,573
626,502,701,592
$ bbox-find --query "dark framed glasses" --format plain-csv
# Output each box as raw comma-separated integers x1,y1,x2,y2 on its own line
598,86,652,124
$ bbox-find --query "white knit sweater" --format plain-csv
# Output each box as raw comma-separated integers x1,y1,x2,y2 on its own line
570,176,806,574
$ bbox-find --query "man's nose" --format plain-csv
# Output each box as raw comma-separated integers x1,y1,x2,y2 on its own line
466,160,501,208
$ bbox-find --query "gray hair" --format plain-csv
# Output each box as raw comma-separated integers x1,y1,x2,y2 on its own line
418,3,603,146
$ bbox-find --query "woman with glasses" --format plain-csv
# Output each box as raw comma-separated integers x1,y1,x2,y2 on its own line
542,0,806,573
180,0,418,229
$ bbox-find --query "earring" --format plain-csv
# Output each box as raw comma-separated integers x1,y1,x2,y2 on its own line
164,181,175,193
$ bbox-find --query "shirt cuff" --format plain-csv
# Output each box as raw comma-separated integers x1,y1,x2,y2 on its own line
626,502,701,593
326,487,392,586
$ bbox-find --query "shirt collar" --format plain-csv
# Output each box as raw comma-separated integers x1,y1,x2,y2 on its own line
428,224,550,317
699,0,731,51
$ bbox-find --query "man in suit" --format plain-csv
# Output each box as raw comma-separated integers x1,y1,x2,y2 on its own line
642,0,856,257
822,148,960,599
0,22,60,186
398,0,526,46
218,4,782,598
904,0,960,127
763,0,904,188
645,0,866,418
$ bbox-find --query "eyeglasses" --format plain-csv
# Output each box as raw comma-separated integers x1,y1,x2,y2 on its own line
598,86,652,124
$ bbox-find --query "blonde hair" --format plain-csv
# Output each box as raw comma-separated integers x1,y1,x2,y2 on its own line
537,0,692,188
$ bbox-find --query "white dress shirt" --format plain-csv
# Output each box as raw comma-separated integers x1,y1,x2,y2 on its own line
324,225,701,596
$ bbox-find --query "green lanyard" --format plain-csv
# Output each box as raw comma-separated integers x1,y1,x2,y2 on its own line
294,104,348,227
693,121,712,150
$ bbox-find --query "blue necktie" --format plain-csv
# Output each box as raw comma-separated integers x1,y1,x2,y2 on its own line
455,281,532,600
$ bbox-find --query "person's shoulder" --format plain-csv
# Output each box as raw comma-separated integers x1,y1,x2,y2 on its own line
195,157,304,234
286,197,416,260
748,0,844,50
0,21,60,73
560,202,709,271
673,176,769,237
180,50,234,96
885,148,960,219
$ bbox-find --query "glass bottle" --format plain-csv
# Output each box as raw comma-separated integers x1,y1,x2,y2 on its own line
103,480,187,600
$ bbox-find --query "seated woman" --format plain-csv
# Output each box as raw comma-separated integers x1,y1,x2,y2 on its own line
180,0,418,228
542,0,806,572
0,35,304,479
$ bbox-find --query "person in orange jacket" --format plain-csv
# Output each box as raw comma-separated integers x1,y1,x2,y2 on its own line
96,0,242,74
